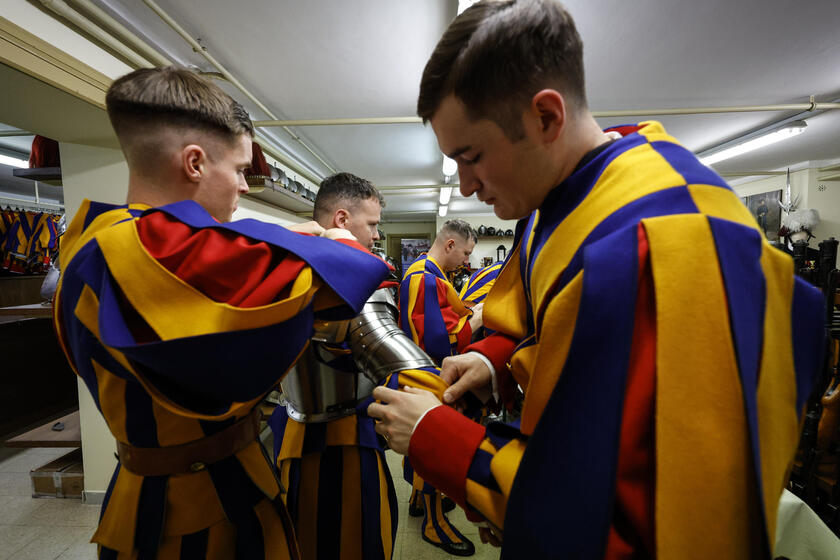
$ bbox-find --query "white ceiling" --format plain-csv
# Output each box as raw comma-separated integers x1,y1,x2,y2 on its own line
4,0,840,219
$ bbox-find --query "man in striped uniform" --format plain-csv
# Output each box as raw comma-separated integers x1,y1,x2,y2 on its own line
369,1,825,558
54,67,390,559
270,172,451,559
398,219,484,556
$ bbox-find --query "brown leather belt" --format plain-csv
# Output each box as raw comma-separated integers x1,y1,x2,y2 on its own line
116,409,260,477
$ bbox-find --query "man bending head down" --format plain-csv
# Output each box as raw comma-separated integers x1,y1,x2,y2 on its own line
428,219,477,273
106,66,254,222
313,172,384,250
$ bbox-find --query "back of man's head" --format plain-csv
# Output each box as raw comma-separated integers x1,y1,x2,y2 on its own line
106,67,254,172
438,219,477,245
313,172,384,226
417,0,585,140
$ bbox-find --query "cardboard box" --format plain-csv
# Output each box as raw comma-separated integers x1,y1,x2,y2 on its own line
30,448,84,498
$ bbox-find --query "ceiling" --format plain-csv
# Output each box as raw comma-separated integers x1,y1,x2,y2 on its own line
3,0,839,219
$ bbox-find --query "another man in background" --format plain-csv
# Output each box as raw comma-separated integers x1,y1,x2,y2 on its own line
370,1,825,558
54,67,390,559
397,218,482,556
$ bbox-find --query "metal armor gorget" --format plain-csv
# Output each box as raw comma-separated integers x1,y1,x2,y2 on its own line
280,287,435,422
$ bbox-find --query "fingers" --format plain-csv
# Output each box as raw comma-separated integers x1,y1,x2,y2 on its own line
371,386,401,403
287,220,324,235
442,376,471,404
323,228,356,241
440,357,462,385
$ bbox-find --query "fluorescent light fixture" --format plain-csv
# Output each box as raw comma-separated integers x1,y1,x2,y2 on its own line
442,155,458,177
439,186,453,205
0,154,28,168
458,0,478,14
438,205,448,217
700,121,807,166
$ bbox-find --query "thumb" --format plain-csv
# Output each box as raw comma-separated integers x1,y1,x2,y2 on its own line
443,376,470,404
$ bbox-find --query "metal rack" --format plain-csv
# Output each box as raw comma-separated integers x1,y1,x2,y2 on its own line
0,195,64,214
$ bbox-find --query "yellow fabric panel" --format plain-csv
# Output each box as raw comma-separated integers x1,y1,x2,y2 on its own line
253,498,292,560
93,468,143,551
508,335,536,391
529,143,685,322
205,520,237,560
296,453,320,559
646,214,761,558
397,368,449,400
465,479,506,531
756,245,799,545
163,469,226,536
325,415,358,447
687,184,760,229
151,400,205,447
520,271,583,435
635,120,681,144
94,219,319,340
236,441,280,499
277,416,306,462
489,439,527,500
73,284,100,339
91,358,128,443
340,447,364,560
483,240,530,340
376,451,394,559
279,459,292,504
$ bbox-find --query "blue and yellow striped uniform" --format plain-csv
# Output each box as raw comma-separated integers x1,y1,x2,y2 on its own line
54,199,390,559
270,366,448,560
407,121,825,558
459,261,503,307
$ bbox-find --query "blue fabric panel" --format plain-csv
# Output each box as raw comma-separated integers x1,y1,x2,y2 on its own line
179,528,209,560
792,276,826,411
708,217,769,554
123,381,158,447
268,406,290,462
359,448,384,560
133,475,167,554
317,447,342,560
650,141,730,188
423,272,452,364
285,457,301,524
148,201,388,315
84,201,126,229
302,421,327,456
502,223,639,559
467,448,501,493
557,186,699,295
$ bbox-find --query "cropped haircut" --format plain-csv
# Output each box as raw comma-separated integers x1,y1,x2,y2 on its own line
417,0,586,140
106,67,254,148
313,172,385,224
440,219,477,243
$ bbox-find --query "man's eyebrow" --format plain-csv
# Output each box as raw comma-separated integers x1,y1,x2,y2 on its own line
446,146,471,159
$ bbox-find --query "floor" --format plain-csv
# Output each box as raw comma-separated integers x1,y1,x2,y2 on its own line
0,445,499,560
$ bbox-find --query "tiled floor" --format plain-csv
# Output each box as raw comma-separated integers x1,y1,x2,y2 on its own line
0,445,499,560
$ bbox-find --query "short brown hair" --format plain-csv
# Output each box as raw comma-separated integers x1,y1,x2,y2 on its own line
417,0,586,139
440,219,477,243
106,66,254,144
313,172,384,224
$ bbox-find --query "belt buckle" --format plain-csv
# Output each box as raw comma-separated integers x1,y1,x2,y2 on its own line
189,461,206,472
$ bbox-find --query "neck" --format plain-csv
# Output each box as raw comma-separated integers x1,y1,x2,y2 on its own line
426,244,447,270
550,112,611,189
125,171,189,207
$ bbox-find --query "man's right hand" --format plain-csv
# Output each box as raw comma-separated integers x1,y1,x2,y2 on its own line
468,301,484,332
287,220,324,235
440,353,492,406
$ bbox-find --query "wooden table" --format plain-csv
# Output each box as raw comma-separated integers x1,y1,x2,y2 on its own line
0,303,53,318
4,410,81,448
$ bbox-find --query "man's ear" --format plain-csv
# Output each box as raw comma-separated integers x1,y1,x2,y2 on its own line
334,209,350,228
530,89,566,143
181,144,205,183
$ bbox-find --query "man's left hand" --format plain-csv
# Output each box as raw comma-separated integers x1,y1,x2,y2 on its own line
367,386,442,455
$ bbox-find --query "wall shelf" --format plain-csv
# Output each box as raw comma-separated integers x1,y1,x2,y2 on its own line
244,182,314,214
12,167,62,186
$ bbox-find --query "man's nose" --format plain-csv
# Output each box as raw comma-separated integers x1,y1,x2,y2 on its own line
459,167,479,197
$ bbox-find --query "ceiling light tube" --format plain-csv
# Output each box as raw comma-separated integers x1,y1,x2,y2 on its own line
439,186,453,205
0,154,28,168
438,205,448,217
700,121,807,166
442,155,458,177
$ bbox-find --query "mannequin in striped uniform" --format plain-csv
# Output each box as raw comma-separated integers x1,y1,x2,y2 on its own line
370,1,825,558
54,67,390,559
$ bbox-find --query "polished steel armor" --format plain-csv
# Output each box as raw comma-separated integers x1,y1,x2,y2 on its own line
280,287,435,422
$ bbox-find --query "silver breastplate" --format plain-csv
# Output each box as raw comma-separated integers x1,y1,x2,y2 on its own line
280,287,435,422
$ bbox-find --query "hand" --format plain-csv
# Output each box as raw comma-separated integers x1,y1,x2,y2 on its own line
287,220,324,235
468,301,484,332
440,353,492,406
478,526,503,547
367,386,442,455
323,228,357,242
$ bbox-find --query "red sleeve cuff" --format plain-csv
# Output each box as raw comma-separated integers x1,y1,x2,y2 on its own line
408,405,486,506
465,332,517,374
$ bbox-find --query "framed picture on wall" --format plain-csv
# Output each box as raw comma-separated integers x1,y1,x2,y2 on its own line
399,238,432,273
740,190,782,241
